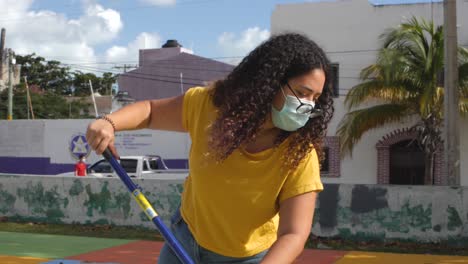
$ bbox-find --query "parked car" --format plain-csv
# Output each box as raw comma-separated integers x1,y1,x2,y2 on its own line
58,155,188,179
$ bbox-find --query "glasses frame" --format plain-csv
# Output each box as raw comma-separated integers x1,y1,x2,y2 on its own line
286,83,323,118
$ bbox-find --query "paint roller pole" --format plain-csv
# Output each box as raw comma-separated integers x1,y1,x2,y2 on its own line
102,148,194,264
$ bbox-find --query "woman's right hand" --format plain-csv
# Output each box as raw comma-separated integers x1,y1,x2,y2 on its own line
86,119,120,158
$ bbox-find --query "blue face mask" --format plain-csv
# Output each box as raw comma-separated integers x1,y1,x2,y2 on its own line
271,89,314,132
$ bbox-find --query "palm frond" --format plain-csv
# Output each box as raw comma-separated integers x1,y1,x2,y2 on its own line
338,16,467,159
419,82,440,117
345,80,417,110
460,98,468,116
337,104,412,157
459,46,468,62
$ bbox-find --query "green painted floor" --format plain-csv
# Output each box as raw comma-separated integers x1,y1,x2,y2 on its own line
0,231,134,259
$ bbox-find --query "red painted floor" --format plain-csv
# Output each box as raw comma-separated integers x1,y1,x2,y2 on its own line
68,241,346,264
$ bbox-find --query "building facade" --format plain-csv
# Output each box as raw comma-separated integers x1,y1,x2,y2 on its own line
0,48,21,92
118,40,234,101
271,0,468,186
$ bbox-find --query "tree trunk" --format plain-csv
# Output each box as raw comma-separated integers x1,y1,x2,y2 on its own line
424,152,435,185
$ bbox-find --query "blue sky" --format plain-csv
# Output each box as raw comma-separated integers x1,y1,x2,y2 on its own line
0,0,437,72
29,0,282,55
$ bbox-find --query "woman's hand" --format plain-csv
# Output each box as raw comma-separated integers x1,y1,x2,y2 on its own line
85,94,185,158
86,119,120,158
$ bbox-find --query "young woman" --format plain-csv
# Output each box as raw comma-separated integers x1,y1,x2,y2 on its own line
86,33,334,264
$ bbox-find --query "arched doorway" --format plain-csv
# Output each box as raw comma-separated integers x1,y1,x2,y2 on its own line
389,140,425,185
376,128,445,185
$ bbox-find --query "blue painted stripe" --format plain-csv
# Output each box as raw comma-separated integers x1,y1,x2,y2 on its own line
0,157,189,175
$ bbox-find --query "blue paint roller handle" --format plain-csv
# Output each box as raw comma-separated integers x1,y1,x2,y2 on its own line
103,148,194,264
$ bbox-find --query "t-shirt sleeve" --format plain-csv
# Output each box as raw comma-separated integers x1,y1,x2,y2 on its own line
182,86,207,134
278,148,324,203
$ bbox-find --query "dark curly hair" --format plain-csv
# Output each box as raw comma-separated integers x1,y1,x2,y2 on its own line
210,33,334,171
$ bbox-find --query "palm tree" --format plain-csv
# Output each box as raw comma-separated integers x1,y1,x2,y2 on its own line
337,17,468,185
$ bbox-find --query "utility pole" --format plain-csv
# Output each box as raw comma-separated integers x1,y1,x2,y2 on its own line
24,76,34,119
180,73,184,94
113,64,137,73
0,28,5,81
7,49,14,120
443,0,460,185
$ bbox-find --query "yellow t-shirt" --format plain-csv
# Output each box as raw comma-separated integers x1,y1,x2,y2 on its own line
180,86,323,257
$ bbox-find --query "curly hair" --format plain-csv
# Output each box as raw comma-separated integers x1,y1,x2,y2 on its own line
209,33,334,171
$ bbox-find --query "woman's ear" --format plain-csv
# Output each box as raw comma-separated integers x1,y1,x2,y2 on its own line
272,87,285,111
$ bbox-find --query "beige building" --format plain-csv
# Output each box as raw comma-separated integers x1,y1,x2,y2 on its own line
0,48,21,92
271,0,468,186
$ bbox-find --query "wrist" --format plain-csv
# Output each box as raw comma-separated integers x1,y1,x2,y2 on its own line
97,115,116,132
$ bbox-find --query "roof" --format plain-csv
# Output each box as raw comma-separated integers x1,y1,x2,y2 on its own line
369,0,442,6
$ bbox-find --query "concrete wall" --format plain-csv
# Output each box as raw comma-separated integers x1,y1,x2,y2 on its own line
271,0,468,185
0,119,190,174
316,184,468,243
1,174,467,244
0,174,185,228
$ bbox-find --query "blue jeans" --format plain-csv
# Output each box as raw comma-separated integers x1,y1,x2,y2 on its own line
158,209,268,264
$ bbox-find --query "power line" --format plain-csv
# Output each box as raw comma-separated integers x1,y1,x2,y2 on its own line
44,48,380,63
67,64,364,95
67,64,364,83
68,64,204,86
67,63,233,75
66,61,364,79
69,64,215,82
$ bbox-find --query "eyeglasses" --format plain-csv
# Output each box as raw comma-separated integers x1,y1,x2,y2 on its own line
286,83,323,118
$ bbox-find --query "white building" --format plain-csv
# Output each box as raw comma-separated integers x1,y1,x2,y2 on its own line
271,0,468,186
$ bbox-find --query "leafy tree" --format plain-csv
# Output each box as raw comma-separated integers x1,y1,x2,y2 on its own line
72,71,116,96
337,17,468,184
0,84,93,119
3,53,118,119
101,72,117,96
15,53,73,95
72,71,98,96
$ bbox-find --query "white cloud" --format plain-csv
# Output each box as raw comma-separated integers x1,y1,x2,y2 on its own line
74,4,123,45
0,0,122,64
140,0,177,7
105,32,162,62
217,27,270,64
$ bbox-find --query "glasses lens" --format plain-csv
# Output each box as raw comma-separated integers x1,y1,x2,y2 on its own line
296,104,313,114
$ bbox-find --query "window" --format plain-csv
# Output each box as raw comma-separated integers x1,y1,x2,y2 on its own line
148,159,159,170
320,137,340,178
90,161,113,173
120,159,137,173
320,147,330,173
389,140,425,185
330,63,339,98
143,158,160,171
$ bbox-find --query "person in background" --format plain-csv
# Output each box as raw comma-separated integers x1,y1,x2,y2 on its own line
86,33,334,264
74,154,87,177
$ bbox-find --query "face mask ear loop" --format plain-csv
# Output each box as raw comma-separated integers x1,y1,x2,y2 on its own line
280,86,287,98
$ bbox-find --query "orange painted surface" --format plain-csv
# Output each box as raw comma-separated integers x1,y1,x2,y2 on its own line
67,241,161,264
294,249,348,264
336,251,468,264
0,255,50,264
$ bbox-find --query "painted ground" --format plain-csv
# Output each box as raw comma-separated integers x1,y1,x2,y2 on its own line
1,231,468,264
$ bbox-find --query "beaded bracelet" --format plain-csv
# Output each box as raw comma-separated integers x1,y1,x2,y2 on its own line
98,115,116,132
